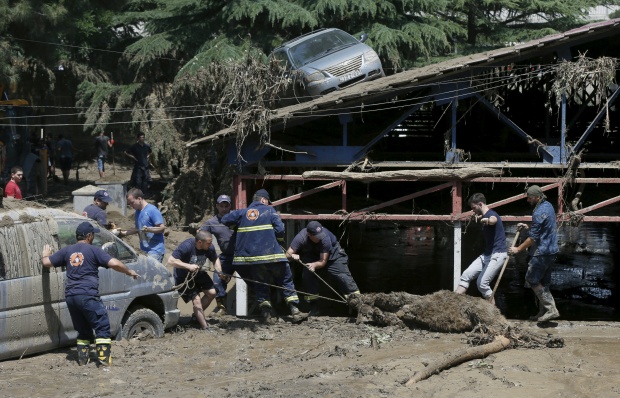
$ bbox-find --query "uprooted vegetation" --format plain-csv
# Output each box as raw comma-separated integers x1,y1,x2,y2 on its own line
349,291,564,384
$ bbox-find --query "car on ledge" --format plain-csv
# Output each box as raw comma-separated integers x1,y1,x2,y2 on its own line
271,28,384,101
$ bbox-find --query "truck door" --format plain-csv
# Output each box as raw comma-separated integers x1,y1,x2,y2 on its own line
0,218,63,360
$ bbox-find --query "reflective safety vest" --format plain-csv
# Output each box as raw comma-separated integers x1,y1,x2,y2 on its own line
221,201,288,266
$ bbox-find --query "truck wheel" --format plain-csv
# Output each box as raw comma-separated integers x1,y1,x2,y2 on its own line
121,306,164,339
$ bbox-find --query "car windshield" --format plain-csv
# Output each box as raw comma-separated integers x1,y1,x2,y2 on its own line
289,30,358,67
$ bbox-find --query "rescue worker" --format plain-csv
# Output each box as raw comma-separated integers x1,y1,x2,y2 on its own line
168,230,227,330
286,221,360,316
509,185,560,322
222,189,306,324
41,222,139,366
82,190,113,228
199,194,242,315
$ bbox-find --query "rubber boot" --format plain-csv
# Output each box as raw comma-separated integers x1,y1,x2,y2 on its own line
215,296,227,315
259,301,275,325
96,343,112,367
77,341,90,366
535,288,560,322
308,301,321,317
529,296,546,321
288,303,308,323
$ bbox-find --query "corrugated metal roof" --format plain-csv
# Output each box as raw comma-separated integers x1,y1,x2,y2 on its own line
188,18,620,147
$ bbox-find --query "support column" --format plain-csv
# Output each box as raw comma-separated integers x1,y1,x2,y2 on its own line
453,221,462,291
232,175,247,210
452,181,463,290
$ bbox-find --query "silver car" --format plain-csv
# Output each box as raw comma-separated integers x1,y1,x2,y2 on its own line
0,207,180,360
272,28,384,99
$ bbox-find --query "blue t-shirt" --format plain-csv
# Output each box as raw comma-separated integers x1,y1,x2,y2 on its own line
171,238,218,284
48,242,112,297
84,203,107,226
200,214,236,256
481,209,507,256
135,203,165,254
289,227,345,264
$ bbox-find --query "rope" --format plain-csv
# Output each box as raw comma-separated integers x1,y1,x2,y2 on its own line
279,244,347,302
173,264,347,304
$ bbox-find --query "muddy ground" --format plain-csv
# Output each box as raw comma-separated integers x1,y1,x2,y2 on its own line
2,163,620,397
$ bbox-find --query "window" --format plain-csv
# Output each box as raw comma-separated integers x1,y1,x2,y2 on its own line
57,219,136,262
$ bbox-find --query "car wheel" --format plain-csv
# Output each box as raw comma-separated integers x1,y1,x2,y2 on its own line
121,306,165,339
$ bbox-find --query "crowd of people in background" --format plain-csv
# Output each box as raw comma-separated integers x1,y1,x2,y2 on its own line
3,131,152,200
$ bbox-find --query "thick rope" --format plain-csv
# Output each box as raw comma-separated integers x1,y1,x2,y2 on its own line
173,264,347,304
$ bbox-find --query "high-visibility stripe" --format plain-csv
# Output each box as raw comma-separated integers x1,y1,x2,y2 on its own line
77,339,90,346
285,295,299,303
237,225,274,233
305,295,319,302
233,253,287,263
95,338,112,345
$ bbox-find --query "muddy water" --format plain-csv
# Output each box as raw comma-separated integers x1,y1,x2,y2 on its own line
339,221,620,321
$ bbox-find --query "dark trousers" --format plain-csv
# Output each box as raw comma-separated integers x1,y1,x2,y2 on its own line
66,295,111,342
302,256,359,300
251,262,299,305
130,165,151,192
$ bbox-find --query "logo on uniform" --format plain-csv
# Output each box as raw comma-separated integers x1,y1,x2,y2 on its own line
246,209,259,221
70,252,85,267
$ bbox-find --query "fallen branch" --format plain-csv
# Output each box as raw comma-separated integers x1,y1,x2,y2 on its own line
405,335,510,385
302,167,501,182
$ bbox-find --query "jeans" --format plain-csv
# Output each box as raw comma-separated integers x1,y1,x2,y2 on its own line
459,252,507,298
97,156,106,172
525,254,556,287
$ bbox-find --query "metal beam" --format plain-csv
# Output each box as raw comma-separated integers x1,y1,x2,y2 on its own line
572,85,620,153
271,181,343,207
350,182,453,215
474,93,554,160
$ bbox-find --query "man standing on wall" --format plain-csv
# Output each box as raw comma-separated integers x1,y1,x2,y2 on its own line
94,131,113,179
509,185,560,322
124,133,152,194
57,134,76,185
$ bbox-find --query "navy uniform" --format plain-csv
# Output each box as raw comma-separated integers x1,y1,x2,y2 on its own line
42,222,138,366
200,194,246,312
288,221,360,315
221,189,303,323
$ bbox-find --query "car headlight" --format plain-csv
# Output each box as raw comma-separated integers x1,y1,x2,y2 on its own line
304,71,325,83
364,50,379,62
